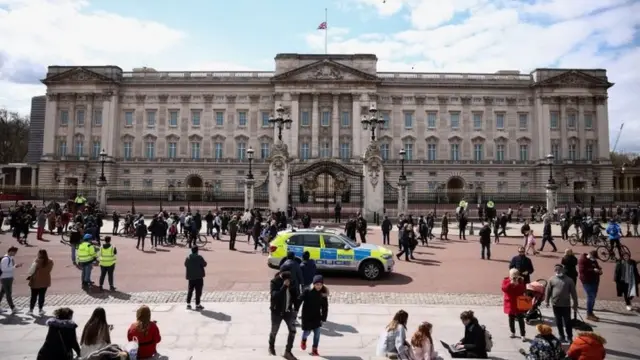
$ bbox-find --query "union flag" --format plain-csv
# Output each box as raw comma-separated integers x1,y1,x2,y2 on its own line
317,22,327,30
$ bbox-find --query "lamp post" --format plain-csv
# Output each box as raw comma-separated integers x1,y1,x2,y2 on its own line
246,147,254,179
99,149,107,182
399,149,407,181
360,103,385,142
546,153,555,184
269,104,292,142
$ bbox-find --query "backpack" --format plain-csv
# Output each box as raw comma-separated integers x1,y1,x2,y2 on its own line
482,325,493,352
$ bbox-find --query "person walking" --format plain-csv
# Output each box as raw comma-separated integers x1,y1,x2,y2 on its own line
501,269,526,341
605,218,623,259
36,210,46,240
561,249,578,286
77,234,97,289
509,247,534,284
545,264,578,344
228,215,238,251
135,219,148,251
269,270,299,359
578,250,602,321
27,249,54,316
381,216,392,245
539,216,558,252
98,236,117,291
298,275,329,356
0,246,22,314
479,223,491,260
185,246,207,310
614,252,639,311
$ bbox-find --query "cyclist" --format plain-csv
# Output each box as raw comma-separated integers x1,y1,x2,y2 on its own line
605,218,623,259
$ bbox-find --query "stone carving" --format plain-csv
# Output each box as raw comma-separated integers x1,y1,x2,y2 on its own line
309,65,343,80
483,96,494,105
437,96,448,105
391,96,402,105
203,94,214,103
541,96,552,105
135,94,146,104
593,95,607,105
506,97,517,106
367,158,381,190
460,96,472,105
270,141,290,159
158,94,169,104
364,142,381,160
46,93,58,101
414,95,426,105
558,73,590,87
180,95,191,103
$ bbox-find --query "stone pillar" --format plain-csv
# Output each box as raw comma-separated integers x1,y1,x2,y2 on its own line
43,94,58,159
362,143,384,221
244,178,255,210
595,96,609,159
268,142,290,212
15,166,22,187
352,94,362,157
30,167,37,196
290,93,300,158
311,94,319,158
546,182,558,213
332,93,339,157
397,178,409,216
96,179,107,212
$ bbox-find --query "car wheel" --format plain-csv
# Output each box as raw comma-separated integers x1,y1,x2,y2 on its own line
359,260,383,280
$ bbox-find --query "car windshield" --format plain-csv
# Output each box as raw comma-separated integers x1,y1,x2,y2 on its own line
336,233,359,248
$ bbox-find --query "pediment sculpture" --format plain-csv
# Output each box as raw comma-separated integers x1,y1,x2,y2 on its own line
333,174,349,192
302,176,319,191
308,65,343,80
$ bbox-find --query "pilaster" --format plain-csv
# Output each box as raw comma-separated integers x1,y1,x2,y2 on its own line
311,94,319,158
595,96,609,159
352,94,362,157
397,178,408,216
362,143,384,221
244,178,255,210
332,93,339,157
100,91,119,159
290,93,300,158
43,93,58,158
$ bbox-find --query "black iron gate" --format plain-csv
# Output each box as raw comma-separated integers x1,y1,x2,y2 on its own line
289,161,363,219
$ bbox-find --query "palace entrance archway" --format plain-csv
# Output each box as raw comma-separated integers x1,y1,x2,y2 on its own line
185,175,204,201
446,177,465,204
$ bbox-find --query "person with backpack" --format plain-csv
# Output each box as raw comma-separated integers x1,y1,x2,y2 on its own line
444,310,490,358
0,246,22,314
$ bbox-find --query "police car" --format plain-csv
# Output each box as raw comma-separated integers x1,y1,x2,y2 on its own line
267,226,395,280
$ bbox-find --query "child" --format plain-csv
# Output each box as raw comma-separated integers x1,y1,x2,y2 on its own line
526,230,539,256
168,222,177,245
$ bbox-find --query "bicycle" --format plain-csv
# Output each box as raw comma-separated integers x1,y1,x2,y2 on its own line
177,232,208,249
596,242,631,262
118,226,136,238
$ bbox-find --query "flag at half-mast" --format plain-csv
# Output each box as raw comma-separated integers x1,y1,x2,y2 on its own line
317,21,327,30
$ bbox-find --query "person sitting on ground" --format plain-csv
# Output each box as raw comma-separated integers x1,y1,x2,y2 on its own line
566,331,606,360
80,307,112,357
127,305,161,359
443,310,488,358
376,310,412,359
37,307,81,360
518,324,565,360
411,321,438,360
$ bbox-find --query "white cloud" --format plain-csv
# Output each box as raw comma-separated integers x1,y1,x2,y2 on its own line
319,0,640,151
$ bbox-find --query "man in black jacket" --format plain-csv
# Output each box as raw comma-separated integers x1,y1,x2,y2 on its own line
185,246,207,310
509,247,534,284
269,271,299,359
479,223,491,260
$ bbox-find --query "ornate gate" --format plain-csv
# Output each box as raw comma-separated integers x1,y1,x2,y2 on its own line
289,161,363,219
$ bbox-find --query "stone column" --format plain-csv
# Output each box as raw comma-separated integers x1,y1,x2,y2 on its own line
362,143,384,222
595,96,609,159
397,178,409,216
352,94,362,157
67,94,77,156
332,93,339,157
30,167,37,196
546,182,559,212
268,142,290,211
100,91,118,158
290,93,300,157
311,94,319,158
43,94,58,159
244,178,255,210
15,166,22,187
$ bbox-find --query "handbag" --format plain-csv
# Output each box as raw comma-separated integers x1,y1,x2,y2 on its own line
124,336,139,360
516,295,533,311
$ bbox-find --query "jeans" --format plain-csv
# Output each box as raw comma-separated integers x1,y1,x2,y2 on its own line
302,327,321,348
0,278,15,308
207,223,213,236
609,239,622,259
269,311,296,352
508,314,525,336
81,262,93,284
99,265,115,288
396,242,411,260
481,243,491,259
382,232,390,245
540,236,557,251
582,282,599,314
137,235,145,249
229,232,237,250
112,223,118,235
29,287,47,310
552,306,573,340
187,278,204,306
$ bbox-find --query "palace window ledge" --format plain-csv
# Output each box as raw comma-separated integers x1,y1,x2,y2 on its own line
111,157,270,164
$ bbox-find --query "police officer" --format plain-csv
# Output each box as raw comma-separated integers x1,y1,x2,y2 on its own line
98,236,117,291
76,234,97,288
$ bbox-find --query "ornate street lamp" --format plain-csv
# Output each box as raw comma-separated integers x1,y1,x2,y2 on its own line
99,149,107,182
399,148,407,181
360,103,385,142
546,153,555,184
246,147,254,179
269,104,292,142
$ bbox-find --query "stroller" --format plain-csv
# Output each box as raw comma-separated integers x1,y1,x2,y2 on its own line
524,279,547,324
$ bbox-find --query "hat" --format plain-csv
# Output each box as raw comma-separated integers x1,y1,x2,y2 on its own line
313,275,324,284
83,234,93,240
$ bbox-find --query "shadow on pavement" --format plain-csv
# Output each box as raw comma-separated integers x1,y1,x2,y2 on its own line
33,315,54,326
85,289,132,301
0,314,30,325
320,321,358,337
598,317,640,331
322,272,413,287
199,309,231,322
322,357,364,360
605,349,640,360
410,258,441,267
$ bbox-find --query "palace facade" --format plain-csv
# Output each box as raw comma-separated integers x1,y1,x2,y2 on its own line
36,53,615,204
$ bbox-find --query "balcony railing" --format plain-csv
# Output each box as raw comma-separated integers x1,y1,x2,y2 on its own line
377,72,532,82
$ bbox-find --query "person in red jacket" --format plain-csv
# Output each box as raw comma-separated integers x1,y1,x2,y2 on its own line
578,251,603,321
501,268,527,341
566,331,606,360
127,305,161,359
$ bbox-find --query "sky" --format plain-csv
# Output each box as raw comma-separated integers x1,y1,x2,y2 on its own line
0,0,639,151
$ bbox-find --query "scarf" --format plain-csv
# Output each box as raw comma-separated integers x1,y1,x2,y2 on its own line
623,262,637,296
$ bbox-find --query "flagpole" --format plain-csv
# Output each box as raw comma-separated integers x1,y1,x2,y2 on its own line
324,8,328,54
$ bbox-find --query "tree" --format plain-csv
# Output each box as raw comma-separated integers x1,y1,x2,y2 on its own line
610,151,639,167
0,108,30,164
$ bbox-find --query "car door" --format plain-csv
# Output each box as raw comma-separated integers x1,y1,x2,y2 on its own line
286,233,321,262
321,234,355,270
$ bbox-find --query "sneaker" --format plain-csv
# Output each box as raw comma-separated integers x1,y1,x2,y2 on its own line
521,336,527,342
510,333,517,338
301,339,307,351
186,304,192,310
195,305,204,311
10,307,17,314
311,347,319,356
283,352,298,360
39,309,45,316
559,337,568,344
586,314,600,322
268,347,276,356
627,305,633,311
26,309,33,316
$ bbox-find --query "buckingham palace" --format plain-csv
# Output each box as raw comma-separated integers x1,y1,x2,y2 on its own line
32,53,615,213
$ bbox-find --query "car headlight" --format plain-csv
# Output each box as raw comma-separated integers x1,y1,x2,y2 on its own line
382,254,392,260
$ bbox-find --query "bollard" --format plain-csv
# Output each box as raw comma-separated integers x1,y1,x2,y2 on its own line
469,221,474,235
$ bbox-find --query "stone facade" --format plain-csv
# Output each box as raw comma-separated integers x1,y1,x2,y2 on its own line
37,54,614,201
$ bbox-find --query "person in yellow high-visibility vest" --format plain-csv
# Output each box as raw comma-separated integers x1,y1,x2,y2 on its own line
76,233,96,288
98,236,117,291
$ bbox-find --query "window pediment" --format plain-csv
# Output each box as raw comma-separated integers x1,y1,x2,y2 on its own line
188,134,203,141
379,135,393,142
234,135,249,141
425,135,439,143
74,133,84,139
166,134,180,141
258,134,273,142
143,133,157,140
471,135,486,142
401,135,416,141
516,136,531,144
494,135,508,143
448,134,463,142
212,134,226,141
121,134,134,141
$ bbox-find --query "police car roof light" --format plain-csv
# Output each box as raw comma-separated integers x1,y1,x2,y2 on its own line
314,226,325,232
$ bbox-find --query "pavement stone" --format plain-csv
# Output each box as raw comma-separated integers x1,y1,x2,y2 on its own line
5,290,633,313
1,302,638,360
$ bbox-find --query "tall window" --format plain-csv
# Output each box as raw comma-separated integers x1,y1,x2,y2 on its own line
450,112,460,129
550,111,559,129
427,112,437,129
519,144,529,161
567,113,576,128
123,142,132,160
496,144,505,161
404,112,413,129
237,142,246,160
75,139,84,156
380,143,390,160
215,111,224,126
568,144,577,160
60,110,69,126
403,142,414,160
76,109,85,126
261,112,270,127
191,142,200,159
260,142,270,159
320,141,331,158
551,143,559,161
321,111,330,126
473,113,482,130
473,144,483,161
91,141,100,159
124,111,133,126
301,111,310,126
191,110,201,126
518,113,528,130
341,111,350,127
58,140,67,156
93,109,102,126
168,142,177,158
427,144,437,161
495,113,505,129
339,142,351,160
147,110,156,128
300,142,310,160
383,112,390,129
584,113,593,129
169,111,178,127
450,144,460,161
238,111,247,127
145,141,155,160
214,142,223,159
585,143,594,161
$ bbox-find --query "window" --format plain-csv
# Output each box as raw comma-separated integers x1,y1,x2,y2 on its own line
496,144,505,161
60,110,69,126
168,142,177,158
427,112,437,129
214,142,223,159
450,144,460,161
550,111,559,129
169,111,178,127
403,142,414,160
93,109,102,126
288,234,321,247
495,113,505,129
143,179,153,188
383,112,390,129
519,144,529,161
551,143,559,161
567,113,576,128
568,144,577,160
427,144,437,161
145,141,155,159
404,112,413,129
584,113,593,129
236,181,244,193
300,142,310,160
261,112,270,127
238,111,247,127
75,139,84,156
585,143,594,160
76,109,85,126
450,112,460,129
260,142,270,159
58,140,67,156
91,141,100,159
473,113,482,130
123,142,132,160
340,142,351,160
320,141,331,158
147,110,156,127
321,111,330,126
380,143,390,160
122,180,131,187
301,111,310,126
323,235,346,249
341,111,350,127
215,111,224,126
237,142,246,160
473,144,483,161
518,113,528,130
191,110,201,126
190,142,200,159
124,111,133,126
